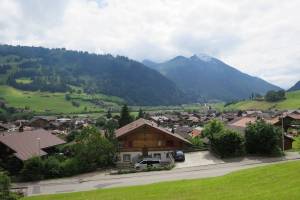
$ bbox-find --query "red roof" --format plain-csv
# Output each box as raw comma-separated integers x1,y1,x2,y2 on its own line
0,129,66,161
116,118,191,144
191,129,202,138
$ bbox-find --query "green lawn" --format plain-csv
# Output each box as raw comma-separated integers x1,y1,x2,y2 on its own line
15,77,33,84
226,90,300,110
23,160,300,200
0,85,104,114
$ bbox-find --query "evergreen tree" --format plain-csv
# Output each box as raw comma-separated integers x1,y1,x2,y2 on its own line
106,109,112,119
118,104,133,127
136,108,144,119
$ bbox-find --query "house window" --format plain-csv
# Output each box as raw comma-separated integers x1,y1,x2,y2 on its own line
153,153,161,159
158,140,162,147
123,154,131,162
166,140,174,147
128,141,133,148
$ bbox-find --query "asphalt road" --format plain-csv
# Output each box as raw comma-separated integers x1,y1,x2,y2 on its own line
17,153,300,196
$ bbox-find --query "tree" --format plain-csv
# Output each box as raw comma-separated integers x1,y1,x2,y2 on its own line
96,116,107,127
245,120,282,155
104,119,119,142
106,109,112,119
136,108,144,119
0,171,19,200
203,120,244,158
118,104,133,127
21,157,44,181
265,90,285,102
73,126,116,172
213,129,244,158
202,119,225,141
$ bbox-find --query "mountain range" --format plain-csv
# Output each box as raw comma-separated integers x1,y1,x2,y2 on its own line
0,45,183,106
143,54,281,102
288,81,300,92
0,45,282,105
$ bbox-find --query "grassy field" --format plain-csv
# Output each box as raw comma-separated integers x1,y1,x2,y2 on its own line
0,85,104,114
225,90,300,111
23,161,300,200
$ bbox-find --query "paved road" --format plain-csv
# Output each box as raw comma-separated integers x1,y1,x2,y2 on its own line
17,152,300,196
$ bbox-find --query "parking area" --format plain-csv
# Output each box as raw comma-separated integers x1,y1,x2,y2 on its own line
175,151,224,168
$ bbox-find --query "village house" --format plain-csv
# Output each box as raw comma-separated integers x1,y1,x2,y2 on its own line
115,118,191,163
0,129,65,162
227,115,297,150
29,116,57,128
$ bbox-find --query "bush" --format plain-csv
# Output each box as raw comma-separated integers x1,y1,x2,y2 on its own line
43,156,62,178
190,137,204,149
212,130,244,158
203,120,244,158
265,90,285,102
292,136,300,151
96,116,107,127
0,171,19,200
245,120,282,156
203,119,224,141
60,158,81,177
21,157,44,181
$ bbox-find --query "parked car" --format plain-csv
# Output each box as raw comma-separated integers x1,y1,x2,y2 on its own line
173,150,185,162
134,158,161,170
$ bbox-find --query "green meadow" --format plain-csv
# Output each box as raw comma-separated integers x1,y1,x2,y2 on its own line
0,85,104,114
225,90,300,111
23,160,300,200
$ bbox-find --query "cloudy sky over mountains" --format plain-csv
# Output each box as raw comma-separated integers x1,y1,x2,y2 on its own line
0,0,299,88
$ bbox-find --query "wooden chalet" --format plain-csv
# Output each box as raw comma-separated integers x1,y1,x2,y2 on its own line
116,118,191,163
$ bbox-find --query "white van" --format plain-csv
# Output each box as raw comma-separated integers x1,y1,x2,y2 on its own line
134,158,161,170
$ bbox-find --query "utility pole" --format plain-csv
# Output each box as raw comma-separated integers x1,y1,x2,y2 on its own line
37,137,41,156
281,115,284,152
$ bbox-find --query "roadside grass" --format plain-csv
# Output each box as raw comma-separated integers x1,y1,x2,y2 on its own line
225,90,300,110
0,85,104,114
23,160,300,200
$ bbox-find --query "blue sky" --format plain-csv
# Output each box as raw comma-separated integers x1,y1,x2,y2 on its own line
0,0,299,89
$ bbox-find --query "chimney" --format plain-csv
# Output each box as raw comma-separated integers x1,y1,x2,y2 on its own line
19,125,24,132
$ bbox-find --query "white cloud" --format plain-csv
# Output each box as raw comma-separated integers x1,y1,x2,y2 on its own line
0,0,299,88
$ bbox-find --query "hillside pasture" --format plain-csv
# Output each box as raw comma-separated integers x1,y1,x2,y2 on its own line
0,86,104,114
225,90,300,110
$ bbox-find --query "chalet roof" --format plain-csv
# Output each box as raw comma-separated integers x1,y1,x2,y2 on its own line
286,114,300,120
31,116,57,122
229,117,257,128
228,116,280,129
115,118,191,144
0,129,65,161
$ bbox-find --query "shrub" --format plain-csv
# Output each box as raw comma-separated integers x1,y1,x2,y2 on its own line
203,120,244,158
43,156,62,178
190,137,204,149
292,136,300,151
96,116,107,127
265,90,285,102
21,157,44,181
203,119,224,141
212,130,244,158
60,158,81,177
245,120,282,156
0,171,19,200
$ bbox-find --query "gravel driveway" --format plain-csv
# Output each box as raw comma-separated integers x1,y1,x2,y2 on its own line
175,151,223,168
